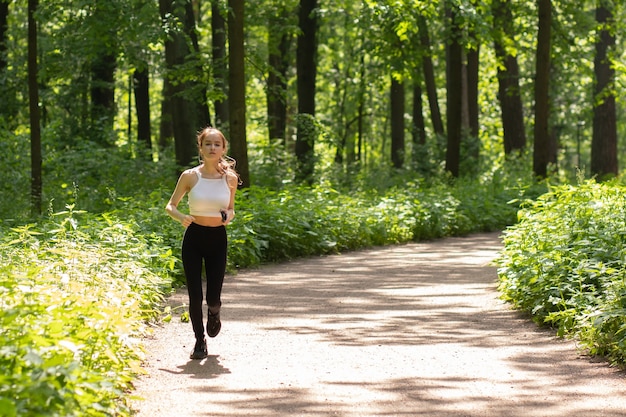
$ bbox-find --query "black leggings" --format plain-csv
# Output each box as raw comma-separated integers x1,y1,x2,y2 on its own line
181,223,227,340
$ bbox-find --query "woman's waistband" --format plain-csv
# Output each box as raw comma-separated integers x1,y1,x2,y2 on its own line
189,222,225,229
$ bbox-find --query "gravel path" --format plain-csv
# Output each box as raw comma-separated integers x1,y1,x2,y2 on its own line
131,232,626,417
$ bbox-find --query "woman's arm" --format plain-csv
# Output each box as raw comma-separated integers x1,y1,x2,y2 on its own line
224,172,238,224
165,170,196,227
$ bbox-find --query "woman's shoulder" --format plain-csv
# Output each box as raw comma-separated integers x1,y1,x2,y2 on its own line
224,170,239,187
182,167,201,177
178,167,200,187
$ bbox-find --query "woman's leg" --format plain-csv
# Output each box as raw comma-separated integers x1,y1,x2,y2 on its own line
204,226,227,337
204,225,227,311
181,224,205,340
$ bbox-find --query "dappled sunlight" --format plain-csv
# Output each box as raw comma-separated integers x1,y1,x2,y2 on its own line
225,234,506,349
136,232,626,417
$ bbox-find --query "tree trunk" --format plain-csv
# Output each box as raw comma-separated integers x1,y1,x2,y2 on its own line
492,0,526,155
356,56,366,164
88,2,117,145
28,0,41,216
412,83,426,145
133,67,152,154
417,15,444,137
533,0,553,179
390,77,405,169
591,1,617,180
0,1,7,73
445,3,463,178
0,0,10,120
90,52,116,144
228,0,250,187
267,7,292,144
183,0,211,129
159,77,174,148
411,82,429,173
211,0,228,130
295,0,318,183
412,83,426,163
466,45,479,163
333,64,345,164
333,58,349,165
159,0,205,167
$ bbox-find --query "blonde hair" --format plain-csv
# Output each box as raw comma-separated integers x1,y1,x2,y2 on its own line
197,127,240,181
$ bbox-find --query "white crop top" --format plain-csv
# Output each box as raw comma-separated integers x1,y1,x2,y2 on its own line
188,170,231,217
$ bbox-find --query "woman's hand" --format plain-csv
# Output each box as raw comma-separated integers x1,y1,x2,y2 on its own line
221,209,235,225
180,214,196,227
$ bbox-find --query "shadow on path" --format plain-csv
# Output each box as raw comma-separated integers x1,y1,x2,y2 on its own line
133,232,626,417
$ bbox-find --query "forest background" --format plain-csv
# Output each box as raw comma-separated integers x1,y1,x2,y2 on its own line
1,0,625,217
2,1,626,416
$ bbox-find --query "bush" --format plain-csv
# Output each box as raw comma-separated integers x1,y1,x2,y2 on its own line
496,179,626,365
218,173,523,267
0,208,175,416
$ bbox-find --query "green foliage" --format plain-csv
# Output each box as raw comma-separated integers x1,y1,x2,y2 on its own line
0,123,552,414
247,140,298,189
496,179,626,365
0,129,30,220
0,208,175,416
225,167,526,267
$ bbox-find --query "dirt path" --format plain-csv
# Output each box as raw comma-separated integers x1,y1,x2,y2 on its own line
131,232,626,417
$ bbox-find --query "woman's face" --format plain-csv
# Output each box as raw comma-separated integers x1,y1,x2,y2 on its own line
200,133,226,160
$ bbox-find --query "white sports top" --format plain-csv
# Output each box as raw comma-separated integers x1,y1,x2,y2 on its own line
188,169,231,217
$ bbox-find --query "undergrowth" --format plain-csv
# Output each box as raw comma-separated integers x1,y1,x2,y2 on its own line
496,179,626,366
0,207,175,416
0,143,542,415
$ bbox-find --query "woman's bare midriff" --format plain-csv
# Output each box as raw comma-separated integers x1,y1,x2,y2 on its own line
192,215,224,227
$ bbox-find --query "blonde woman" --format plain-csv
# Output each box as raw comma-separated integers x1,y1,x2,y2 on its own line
165,127,239,359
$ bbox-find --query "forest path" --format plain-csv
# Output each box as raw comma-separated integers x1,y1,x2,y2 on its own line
131,232,626,417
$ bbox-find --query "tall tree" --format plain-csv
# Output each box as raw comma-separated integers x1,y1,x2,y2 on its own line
318,2,365,168
0,1,7,73
356,56,367,164
591,0,617,180
28,0,41,216
295,0,318,183
267,4,293,144
445,2,463,177
183,0,211,129
159,78,174,147
212,0,229,130
417,15,444,137
492,0,526,155
0,0,12,122
465,41,480,168
133,67,152,153
121,0,161,155
89,2,118,145
228,0,249,187
390,76,405,168
412,83,426,147
533,0,554,179
159,0,210,167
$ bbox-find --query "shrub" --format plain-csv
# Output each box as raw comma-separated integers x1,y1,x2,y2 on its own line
218,174,522,267
0,209,175,416
496,179,626,365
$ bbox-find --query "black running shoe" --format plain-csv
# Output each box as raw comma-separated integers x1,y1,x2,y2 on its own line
207,311,221,338
190,338,207,360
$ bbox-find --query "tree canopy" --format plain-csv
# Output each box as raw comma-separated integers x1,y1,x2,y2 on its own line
1,0,625,199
